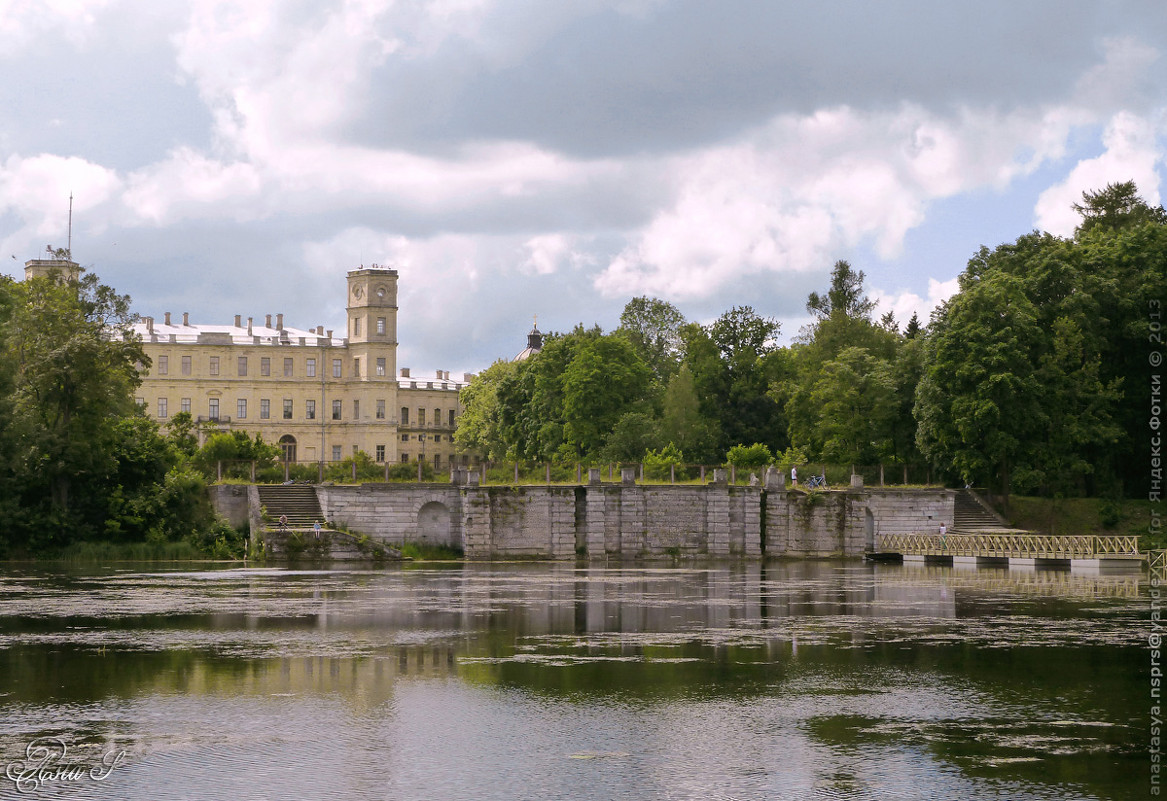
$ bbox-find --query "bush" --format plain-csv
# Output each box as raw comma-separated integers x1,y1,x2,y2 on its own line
726,443,773,468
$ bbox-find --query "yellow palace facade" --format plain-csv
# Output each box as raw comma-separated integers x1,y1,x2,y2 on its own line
125,265,472,468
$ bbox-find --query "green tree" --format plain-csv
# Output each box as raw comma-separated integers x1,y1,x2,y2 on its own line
561,333,651,457
455,359,518,461
659,365,719,462
618,296,686,383
0,272,145,546
1073,180,1167,236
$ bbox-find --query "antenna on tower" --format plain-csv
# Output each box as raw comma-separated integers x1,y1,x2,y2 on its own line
67,193,73,259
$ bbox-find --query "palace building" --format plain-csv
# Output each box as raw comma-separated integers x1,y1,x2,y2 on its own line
19,257,471,468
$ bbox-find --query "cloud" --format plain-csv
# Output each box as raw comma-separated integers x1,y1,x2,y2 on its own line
1034,111,1164,235
0,153,121,255
872,277,961,329
595,101,1091,299
0,0,112,51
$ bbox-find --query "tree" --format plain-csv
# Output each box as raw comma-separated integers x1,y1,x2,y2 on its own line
806,260,876,321
0,271,144,544
618,296,686,383
455,359,519,461
1073,180,1167,237
659,365,719,462
561,333,651,457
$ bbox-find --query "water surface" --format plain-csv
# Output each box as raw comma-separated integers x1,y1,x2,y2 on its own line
0,562,1148,800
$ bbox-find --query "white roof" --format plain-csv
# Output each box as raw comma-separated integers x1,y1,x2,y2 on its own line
132,321,343,347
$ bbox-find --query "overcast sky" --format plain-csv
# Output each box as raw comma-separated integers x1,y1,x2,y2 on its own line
1,0,1164,374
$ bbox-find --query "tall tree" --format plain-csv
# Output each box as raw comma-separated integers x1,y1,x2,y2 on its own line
1073,180,1167,236
618,296,686,384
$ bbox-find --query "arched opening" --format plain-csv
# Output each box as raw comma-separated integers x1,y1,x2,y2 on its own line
279,435,297,463
417,501,453,546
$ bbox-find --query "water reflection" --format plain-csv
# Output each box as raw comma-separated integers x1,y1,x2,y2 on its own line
0,561,1147,801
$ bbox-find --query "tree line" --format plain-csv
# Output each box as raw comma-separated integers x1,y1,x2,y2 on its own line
456,182,1166,499
0,269,249,557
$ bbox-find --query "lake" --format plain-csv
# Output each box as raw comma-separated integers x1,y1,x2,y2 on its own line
0,561,1149,800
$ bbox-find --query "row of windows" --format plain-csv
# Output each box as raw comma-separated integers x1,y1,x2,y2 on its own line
400,408,457,426
148,397,424,422
153,355,387,378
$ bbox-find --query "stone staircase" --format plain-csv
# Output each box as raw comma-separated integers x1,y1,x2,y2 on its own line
952,489,1021,533
257,484,323,528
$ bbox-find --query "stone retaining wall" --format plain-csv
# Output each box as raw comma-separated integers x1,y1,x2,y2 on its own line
218,481,954,560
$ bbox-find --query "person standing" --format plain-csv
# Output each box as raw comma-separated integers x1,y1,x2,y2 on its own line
791,465,798,486
939,522,947,550
314,520,322,540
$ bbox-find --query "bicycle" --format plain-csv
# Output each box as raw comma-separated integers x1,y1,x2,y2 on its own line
806,474,828,489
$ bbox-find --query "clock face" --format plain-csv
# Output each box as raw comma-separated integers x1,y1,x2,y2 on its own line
352,285,363,299
376,286,386,299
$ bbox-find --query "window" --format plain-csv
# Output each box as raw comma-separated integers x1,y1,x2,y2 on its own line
261,357,271,376
353,400,360,419
306,358,316,377
260,399,270,419
353,358,360,377
434,408,440,425
238,356,247,376
376,357,385,376
157,398,168,418
418,408,426,426
433,435,441,443
332,400,342,420
237,399,247,419
283,399,293,419
158,355,168,375
332,445,342,462
209,398,219,420
401,434,409,442
353,317,361,336
353,444,359,456
135,397,145,407
306,400,315,420
400,407,409,424
400,453,409,462
181,356,192,375
283,358,293,377
376,317,385,335
332,359,341,378
209,356,219,376
181,397,191,414
434,454,441,467
376,399,385,419
375,445,385,461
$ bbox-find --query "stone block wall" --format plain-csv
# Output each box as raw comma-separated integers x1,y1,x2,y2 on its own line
228,481,955,561
862,489,956,545
208,484,250,529
317,484,464,548
764,490,867,557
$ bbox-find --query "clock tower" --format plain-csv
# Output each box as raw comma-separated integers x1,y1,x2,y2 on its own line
346,265,398,382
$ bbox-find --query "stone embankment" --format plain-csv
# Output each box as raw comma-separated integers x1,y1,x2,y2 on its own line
211,468,954,561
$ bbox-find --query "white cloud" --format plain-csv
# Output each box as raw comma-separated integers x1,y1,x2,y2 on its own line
0,0,113,51
595,102,1087,299
0,153,121,256
872,277,960,330
1034,111,1164,236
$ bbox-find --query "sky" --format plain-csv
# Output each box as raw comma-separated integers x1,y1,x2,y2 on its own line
0,0,1164,375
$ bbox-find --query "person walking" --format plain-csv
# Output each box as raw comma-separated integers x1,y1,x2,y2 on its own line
278,514,288,532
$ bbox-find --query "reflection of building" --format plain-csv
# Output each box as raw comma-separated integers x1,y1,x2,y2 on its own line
121,265,472,467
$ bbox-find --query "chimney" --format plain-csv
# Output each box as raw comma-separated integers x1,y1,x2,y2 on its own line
145,316,154,333
234,314,242,328
463,372,475,383
326,329,333,339
247,317,253,335
183,312,189,326
400,367,410,378
164,312,171,325
276,313,284,330
317,325,323,335
265,314,272,328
